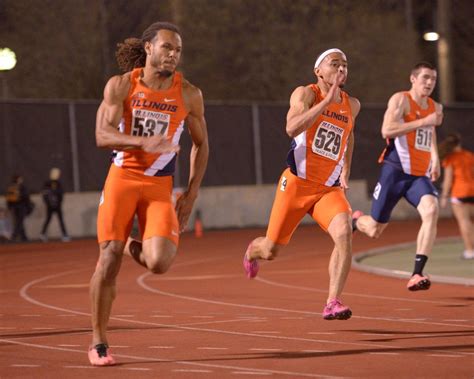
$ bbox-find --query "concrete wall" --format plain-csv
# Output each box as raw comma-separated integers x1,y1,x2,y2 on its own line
0,180,453,240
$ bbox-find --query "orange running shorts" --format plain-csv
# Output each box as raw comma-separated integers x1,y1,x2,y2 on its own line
97,164,179,245
266,168,352,245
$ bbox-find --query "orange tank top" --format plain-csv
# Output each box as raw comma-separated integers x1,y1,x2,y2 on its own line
389,92,436,176
442,149,474,198
287,85,354,186
113,68,189,176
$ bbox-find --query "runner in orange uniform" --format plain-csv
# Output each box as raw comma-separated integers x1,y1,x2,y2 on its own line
89,22,209,366
353,62,443,291
439,133,474,259
244,48,361,321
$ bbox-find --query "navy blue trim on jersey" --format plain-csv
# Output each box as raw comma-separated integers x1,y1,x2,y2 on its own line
382,140,403,169
286,140,298,176
370,163,438,223
154,154,177,177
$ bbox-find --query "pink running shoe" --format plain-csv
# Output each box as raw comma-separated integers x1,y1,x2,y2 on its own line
407,274,431,291
243,244,259,279
351,210,364,232
323,299,352,320
88,343,116,366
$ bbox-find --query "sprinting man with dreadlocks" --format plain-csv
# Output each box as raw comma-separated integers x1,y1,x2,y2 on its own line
89,21,209,366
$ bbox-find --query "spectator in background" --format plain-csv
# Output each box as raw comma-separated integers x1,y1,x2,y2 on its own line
439,133,474,259
5,174,32,242
40,168,70,242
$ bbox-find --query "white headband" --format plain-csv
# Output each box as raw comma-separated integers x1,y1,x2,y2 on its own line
314,48,346,68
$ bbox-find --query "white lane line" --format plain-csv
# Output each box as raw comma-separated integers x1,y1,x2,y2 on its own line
138,272,474,330
249,348,282,352
20,314,41,317
197,347,229,350
428,354,463,358
280,317,305,320
115,315,135,318
251,331,280,334
173,369,213,373
308,332,336,335
64,365,95,369
32,327,55,330
149,346,175,349
58,344,81,347
255,277,466,306
57,314,77,317
443,319,469,322
178,318,251,327
19,267,474,360
191,315,215,319
111,345,130,348
232,371,272,376
1,339,336,378
119,367,152,371
151,315,173,318
11,364,41,367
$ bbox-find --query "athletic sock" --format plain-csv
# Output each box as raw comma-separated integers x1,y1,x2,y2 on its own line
413,254,428,276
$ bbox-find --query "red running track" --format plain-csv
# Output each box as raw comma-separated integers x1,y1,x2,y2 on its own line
0,218,472,378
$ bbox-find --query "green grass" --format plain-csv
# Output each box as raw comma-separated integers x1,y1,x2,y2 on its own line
361,240,474,279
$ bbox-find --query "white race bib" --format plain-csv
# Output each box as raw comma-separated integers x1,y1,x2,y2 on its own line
312,121,344,160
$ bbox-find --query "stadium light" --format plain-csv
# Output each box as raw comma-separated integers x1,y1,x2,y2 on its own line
423,32,440,41
0,48,17,71
0,47,16,99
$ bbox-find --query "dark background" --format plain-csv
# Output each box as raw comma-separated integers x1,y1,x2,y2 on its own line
1,0,473,194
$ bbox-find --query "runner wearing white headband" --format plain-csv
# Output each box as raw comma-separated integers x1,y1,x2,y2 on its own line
244,43,361,322
314,48,347,68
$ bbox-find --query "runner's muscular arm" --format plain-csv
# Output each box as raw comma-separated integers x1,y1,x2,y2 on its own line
175,83,209,231
96,75,178,153
381,92,443,139
286,75,344,138
429,103,443,181
340,97,361,189
96,74,143,150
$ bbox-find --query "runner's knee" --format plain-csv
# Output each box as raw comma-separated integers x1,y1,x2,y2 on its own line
97,241,124,281
148,254,174,274
419,200,439,221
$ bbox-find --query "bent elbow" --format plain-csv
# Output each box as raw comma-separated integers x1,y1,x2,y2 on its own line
286,127,297,139
95,132,107,148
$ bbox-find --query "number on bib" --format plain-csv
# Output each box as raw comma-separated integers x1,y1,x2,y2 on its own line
312,121,343,160
131,109,170,137
415,127,432,152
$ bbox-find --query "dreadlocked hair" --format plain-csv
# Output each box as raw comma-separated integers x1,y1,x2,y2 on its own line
438,133,461,161
116,38,146,73
115,22,180,73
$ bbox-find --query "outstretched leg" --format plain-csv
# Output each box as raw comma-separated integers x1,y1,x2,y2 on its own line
323,213,353,320
407,195,438,291
89,240,124,366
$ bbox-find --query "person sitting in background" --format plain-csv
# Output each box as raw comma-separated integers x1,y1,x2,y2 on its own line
438,133,474,259
5,174,32,242
40,168,70,242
